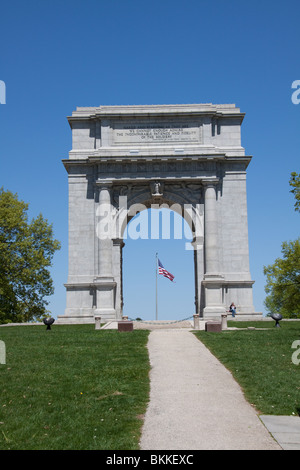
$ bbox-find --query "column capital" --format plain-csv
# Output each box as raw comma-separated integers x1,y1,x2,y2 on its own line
95,179,113,190
202,178,219,187
112,238,125,248
191,235,204,247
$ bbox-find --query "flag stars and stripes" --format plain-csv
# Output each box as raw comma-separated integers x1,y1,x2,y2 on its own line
158,259,175,282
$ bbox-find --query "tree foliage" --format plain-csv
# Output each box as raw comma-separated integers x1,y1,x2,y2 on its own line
263,172,300,318
0,188,61,323
264,239,300,318
289,172,300,213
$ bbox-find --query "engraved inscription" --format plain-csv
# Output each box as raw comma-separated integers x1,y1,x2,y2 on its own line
113,122,200,144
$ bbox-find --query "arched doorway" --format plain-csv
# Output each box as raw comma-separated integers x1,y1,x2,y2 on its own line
113,183,205,321
122,207,195,321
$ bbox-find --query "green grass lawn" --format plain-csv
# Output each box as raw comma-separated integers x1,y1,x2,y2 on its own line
1,321,300,450
194,321,300,416
0,325,150,450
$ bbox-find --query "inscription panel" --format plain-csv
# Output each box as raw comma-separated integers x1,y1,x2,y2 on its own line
112,121,201,145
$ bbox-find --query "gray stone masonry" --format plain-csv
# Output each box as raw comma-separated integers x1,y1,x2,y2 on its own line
57,103,260,324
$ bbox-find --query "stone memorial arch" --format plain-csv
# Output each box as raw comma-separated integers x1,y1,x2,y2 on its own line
58,104,260,324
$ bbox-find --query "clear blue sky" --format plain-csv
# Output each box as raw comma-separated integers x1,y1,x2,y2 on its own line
0,0,299,320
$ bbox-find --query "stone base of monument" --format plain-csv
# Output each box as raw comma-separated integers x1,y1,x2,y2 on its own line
205,321,222,332
118,321,133,332
57,314,95,324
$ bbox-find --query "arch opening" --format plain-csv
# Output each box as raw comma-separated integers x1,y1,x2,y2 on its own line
122,206,196,321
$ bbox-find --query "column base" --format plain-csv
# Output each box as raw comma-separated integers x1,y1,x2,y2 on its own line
203,306,226,321
94,277,117,320
57,310,95,324
202,275,225,320
60,277,118,324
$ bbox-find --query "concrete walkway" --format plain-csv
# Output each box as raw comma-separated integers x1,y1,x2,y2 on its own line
260,415,300,450
140,329,282,450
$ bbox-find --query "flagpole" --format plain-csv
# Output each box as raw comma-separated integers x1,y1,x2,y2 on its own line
155,252,158,321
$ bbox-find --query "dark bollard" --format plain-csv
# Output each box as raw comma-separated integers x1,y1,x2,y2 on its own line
270,313,282,328
43,317,55,330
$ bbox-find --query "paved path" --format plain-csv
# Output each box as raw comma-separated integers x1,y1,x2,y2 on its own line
260,415,300,450
140,329,282,450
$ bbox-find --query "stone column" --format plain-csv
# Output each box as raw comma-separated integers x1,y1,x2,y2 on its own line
203,180,219,275
221,314,228,330
98,184,113,277
94,181,116,320
191,235,204,316
202,179,225,319
112,237,125,320
193,314,200,330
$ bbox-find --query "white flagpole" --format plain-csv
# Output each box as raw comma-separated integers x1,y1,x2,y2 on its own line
155,252,158,321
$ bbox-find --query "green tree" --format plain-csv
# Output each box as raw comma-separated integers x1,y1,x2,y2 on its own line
263,172,300,318
289,172,300,213
0,188,61,323
264,239,300,318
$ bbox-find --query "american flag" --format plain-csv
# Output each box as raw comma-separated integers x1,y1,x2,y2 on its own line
158,259,175,282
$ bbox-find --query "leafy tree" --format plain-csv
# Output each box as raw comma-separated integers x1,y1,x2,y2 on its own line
264,239,300,318
289,172,300,213
263,172,300,318
0,188,61,323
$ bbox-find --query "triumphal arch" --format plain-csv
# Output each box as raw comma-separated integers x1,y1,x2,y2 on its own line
58,103,260,324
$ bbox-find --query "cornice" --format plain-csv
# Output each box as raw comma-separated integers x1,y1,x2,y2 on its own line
62,154,252,169
67,103,245,125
